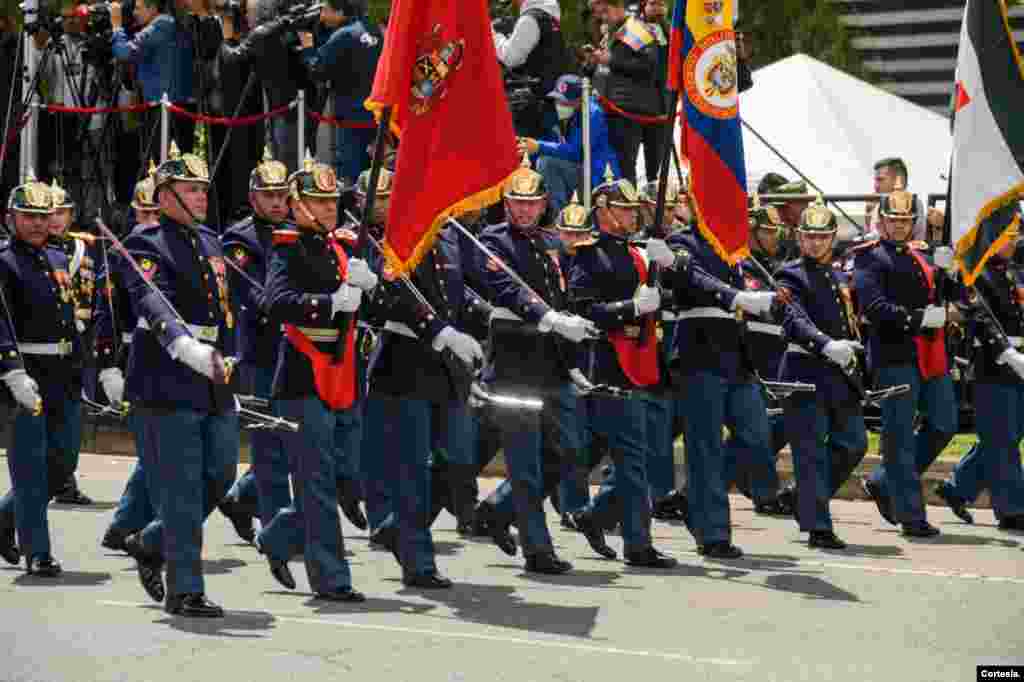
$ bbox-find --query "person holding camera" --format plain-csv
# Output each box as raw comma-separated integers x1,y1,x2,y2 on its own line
220,0,313,174
493,0,569,138
297,0,381,184
110,0,196,198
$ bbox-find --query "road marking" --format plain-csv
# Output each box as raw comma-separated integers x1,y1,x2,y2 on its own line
804,560,1024,585
98,600,754,666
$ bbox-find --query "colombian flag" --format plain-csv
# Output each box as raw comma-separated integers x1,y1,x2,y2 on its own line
669,0,748,264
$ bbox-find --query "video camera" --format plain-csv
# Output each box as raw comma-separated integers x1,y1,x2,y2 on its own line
20,0,63,37
276,0,322,31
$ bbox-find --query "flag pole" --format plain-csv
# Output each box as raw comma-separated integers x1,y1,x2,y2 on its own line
333,107,392,361
582,77,593,213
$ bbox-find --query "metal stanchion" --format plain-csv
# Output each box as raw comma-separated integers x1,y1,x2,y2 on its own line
296,90,305,163
19,35,39,181
581,77,592,212
160,93,170,162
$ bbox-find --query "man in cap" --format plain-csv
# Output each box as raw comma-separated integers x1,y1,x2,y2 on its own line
216,148,295,544
116,143,240,617
46,179,98,506
477,156,594,573
257,153,376,603
565,169,678,567
517,74,620,214
775,200,868,550
854,190,956,537
0,178,80,576
97,170,161,553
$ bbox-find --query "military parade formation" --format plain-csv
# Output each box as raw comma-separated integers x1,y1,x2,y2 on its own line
0,142,1023,620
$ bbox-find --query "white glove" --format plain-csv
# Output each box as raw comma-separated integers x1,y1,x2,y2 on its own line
168,336,217,380
998,348,1024,380
98,367,125,405
645,239,676,268
634,284,661,315
469,381,490,409
920,304,947,329
330,283,363,315
733,291,776,317
933,246,957,275
432,325,485,367
2,369,40,411
346,258,378,291
539,311,598,343
822,339,863,368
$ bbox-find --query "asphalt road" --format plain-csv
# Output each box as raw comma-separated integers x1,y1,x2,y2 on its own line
1,454,1022,682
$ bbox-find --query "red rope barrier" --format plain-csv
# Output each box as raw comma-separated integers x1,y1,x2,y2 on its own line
307,110,375,129
45,102,157,114
166,102,293,127
596,94,682,126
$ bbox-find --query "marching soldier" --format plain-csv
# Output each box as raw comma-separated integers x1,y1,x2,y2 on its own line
368,215,491,588
566,171,677,568
854,190,956,537
774,201,868,549
947,222,1024,531
736,202,793,516
0,178,81,576
664,204,777,559
117,144,240,617
217,148,295,543
98,172,160,552
257,155,374,603
478,156,593,574
47,179,96,506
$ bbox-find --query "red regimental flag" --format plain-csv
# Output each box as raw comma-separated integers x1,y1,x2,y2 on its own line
366,0,520,276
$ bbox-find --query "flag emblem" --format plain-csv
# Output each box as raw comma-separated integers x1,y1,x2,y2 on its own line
411,25,465,116
684,32,738,120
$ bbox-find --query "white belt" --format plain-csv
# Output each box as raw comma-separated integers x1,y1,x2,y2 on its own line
295,326,340,342
121,332,133,345
786,344,813,355
746,321,782,336
661,311,679,322
491,307,524,322
383,320,419,339
675,307,735,321
18,340,74,356
137,318,219,343
974,336,1024,348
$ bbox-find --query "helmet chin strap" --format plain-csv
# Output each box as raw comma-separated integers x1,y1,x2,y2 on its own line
164,184,204,230
294,196,334,234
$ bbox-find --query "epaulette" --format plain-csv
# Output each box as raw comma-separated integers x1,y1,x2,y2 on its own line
273,229,301,246
848,238,880,255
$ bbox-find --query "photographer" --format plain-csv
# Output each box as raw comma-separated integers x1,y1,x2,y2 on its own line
493,0,568,138
220,0,314,173
297,0,381,184
110,0,196,195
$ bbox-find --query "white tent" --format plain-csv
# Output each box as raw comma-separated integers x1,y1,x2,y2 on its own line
638,53,952,208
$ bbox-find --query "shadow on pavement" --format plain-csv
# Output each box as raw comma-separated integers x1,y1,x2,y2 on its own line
13,570,112,586
299,593,437,616
202,558,248,575
50,501,119,512
763,574,860,603
400,581,600,639
518,568,639,590
155,607,277,638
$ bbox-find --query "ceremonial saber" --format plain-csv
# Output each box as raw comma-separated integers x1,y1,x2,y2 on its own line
81,393,130,419
94,218,236,384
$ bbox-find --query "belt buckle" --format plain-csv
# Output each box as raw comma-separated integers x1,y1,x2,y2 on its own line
623,325,640,339
58,339,72,356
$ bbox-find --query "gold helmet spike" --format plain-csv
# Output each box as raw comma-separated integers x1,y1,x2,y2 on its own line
168,140,181,160
750,192,762,211
570,191,579,204
303,148,316,173
25,168,37,183
147,160,158,178
603,163,615,184
263,145,275,163
520,151,531,168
